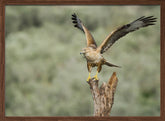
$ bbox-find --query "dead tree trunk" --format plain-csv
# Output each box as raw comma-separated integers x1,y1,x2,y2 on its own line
87,72,118,116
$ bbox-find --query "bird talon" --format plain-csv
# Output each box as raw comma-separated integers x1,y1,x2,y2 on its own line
94,75,99,80
86,77,91,82
94,71,99,80
86,72,91,82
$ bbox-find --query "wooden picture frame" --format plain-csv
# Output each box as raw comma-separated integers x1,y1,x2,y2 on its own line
0,0,164,121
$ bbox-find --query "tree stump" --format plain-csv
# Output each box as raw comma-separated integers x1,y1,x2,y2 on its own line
87,72,118,116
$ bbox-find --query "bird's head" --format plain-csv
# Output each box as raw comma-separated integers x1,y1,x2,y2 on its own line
80,48,87,57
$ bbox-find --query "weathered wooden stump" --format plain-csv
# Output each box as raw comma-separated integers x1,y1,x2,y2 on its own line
87,72,118,116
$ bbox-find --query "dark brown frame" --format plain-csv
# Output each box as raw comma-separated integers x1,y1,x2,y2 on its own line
0,0,164,121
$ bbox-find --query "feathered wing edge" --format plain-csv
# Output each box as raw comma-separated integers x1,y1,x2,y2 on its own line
97,16,157,54
71,13,97,47
72,13,84,32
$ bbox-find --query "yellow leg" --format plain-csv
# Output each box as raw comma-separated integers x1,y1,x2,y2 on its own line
94,71,99,80
86,72,91,81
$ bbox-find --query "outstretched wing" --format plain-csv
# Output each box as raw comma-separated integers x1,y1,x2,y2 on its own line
97,16,157,54
72,13,97,48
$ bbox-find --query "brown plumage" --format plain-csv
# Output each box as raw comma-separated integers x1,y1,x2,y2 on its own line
71,13,157,81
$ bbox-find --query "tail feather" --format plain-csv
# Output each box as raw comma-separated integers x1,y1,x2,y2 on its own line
104,61,121,68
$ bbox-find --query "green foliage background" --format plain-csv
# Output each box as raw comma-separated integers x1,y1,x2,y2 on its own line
5,5,160,116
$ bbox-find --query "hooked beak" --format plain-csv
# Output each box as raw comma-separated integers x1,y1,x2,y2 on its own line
80,51,85,55
80,51,86,58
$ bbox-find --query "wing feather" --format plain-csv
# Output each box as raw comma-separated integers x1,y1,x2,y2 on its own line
97,16,157,54
71,13,97,48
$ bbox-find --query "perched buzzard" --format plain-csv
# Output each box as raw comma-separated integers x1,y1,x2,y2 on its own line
71,13,157,81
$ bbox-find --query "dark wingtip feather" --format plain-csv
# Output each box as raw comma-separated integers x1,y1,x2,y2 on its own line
131,16,157,26
71,13,84,32
71,13,78,26
141,16,157,24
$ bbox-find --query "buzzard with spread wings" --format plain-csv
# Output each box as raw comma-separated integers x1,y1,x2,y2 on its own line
71,13,157,81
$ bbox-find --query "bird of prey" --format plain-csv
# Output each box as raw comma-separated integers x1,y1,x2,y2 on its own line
71,13,157,81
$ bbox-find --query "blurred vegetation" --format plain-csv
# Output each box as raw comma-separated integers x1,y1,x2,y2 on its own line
5,5,160,116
